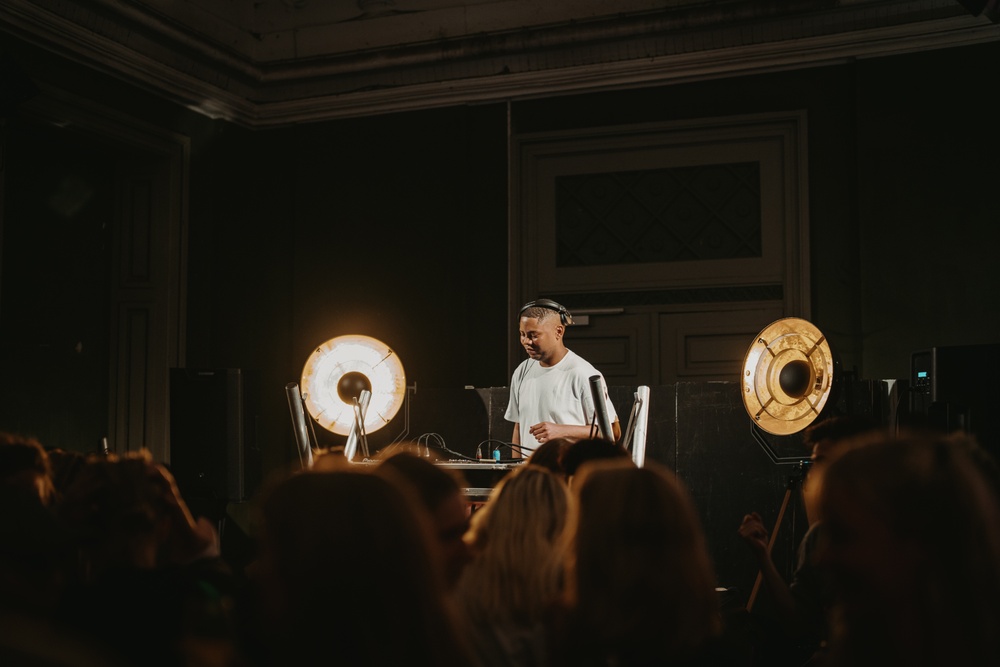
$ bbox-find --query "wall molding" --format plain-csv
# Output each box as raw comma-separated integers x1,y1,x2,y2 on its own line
2,1,995,126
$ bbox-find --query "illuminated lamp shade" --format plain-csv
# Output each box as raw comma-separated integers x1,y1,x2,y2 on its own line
741,317,836,436
300,335,406,436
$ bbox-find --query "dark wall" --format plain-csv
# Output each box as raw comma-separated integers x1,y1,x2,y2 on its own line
855,45,1000,379
0,119,114,450
2,37,999,592
184,107,510,473
181,60,870,475
514,62,864,370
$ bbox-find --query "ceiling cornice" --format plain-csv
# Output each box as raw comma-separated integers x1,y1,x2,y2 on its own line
1,0,997,127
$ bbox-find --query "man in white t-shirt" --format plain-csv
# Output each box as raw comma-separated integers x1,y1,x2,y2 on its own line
504,299,620,458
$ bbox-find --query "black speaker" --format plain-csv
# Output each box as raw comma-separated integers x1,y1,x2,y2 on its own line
169,368,258,505
910,344,1000,457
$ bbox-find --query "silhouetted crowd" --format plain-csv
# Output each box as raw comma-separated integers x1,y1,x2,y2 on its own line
2,421,1000,667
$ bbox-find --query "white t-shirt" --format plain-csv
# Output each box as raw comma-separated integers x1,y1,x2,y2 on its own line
504,349,619,449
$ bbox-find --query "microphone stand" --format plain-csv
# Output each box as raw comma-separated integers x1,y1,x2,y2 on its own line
588,375,615,442
621,386,649,467
344,389,372,462
286,382,314,469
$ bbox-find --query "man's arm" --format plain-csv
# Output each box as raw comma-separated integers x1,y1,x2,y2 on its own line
528,422,614,444
511,423,523,459
738,512,798,627
591,418,621,443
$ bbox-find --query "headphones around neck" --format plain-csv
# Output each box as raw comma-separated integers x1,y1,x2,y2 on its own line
519,298,574,325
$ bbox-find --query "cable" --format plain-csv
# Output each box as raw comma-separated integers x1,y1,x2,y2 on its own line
382,432,477,462
510,442,535,456
416,432,445,457
373,434,528,463
491,441,535,462
420,432,482,462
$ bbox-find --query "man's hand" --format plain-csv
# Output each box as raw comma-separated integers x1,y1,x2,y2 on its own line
529,422,606,445
528,421,564,444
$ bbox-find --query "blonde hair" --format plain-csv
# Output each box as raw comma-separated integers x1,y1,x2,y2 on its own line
455,464,573,625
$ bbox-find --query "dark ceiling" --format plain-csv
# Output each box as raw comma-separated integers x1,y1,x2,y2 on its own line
1,0,997,126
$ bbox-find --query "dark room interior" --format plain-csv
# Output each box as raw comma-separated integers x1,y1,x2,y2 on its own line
2,1,1000,663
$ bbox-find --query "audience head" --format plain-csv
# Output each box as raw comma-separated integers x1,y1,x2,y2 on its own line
374,450,472,589
527,437,570,479
45,447,87,500
252,469,473,667
565,458,721,664
0,431,56,507
559,437,632,483
457,463,573,625
800,414,885,524
802,414,883,461
0,481,69,617
818,429,1000,667
57,449,169,576
311,444,351,471
56,449,215,579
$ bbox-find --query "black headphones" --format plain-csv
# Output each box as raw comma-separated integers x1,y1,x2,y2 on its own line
519,298,573,325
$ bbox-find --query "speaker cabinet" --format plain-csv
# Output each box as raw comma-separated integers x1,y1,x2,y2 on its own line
169,368,258,504
910,344,1000,457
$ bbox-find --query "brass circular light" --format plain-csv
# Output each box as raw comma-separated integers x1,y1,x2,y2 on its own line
741,318,835,435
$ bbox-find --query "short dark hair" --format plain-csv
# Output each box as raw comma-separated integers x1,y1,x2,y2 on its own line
528,438,570,475
802,414,881,448
375,451,465,512
560,438,631,477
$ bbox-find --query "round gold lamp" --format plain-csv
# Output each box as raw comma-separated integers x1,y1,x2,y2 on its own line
300,335,406,438
741,317,836,436
740,317,837,613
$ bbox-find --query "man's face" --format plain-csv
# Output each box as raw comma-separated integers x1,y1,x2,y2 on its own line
519,315,563,365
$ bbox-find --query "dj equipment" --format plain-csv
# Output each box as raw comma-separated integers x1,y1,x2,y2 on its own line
435,461,523,502
519,299,574,325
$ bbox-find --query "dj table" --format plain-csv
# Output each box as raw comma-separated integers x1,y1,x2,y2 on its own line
434,460,523,500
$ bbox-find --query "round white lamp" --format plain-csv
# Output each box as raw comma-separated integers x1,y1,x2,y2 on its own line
300,334,406,437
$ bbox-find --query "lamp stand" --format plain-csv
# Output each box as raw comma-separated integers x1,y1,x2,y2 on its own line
745,460,807,611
